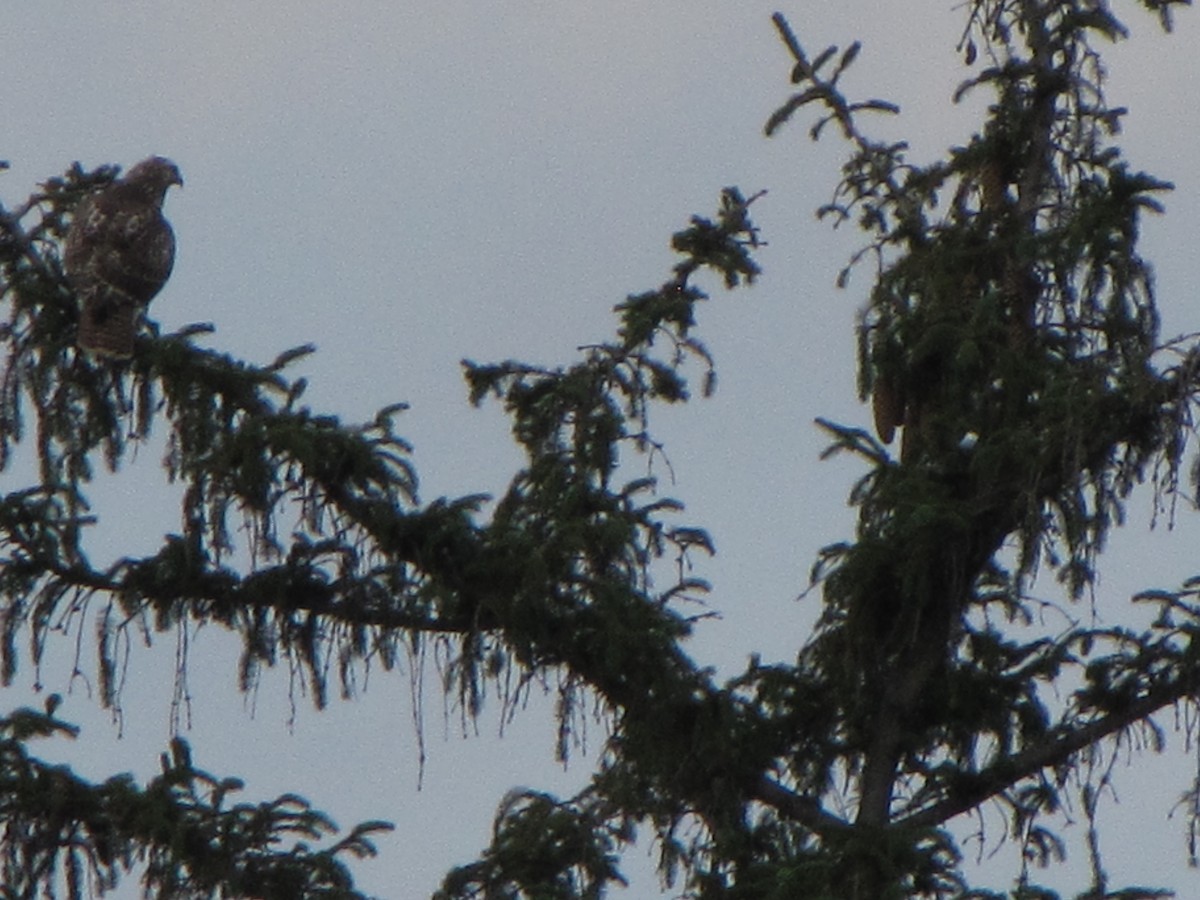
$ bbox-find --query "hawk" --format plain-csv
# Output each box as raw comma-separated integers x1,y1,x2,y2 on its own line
64,156,182,358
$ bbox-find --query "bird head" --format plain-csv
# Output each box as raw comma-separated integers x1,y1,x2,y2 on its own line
125,156,183,195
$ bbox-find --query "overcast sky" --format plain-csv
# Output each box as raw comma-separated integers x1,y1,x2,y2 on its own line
4,2,1200,897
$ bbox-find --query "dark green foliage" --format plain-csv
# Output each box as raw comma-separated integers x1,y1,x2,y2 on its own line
3,1,1200,897
0,149,767,894
0,709,390,899
433,790,632,900
762,1,1199,897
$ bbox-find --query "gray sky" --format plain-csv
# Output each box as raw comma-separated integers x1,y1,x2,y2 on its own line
4,2,1200,896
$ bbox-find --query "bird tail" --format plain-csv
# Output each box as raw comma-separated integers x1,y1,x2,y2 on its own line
78,289,138,359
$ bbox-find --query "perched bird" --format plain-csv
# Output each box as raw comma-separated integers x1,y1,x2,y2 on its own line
64,156,182,358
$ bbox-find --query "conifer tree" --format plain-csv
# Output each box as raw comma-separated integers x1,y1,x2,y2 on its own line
0,0,1198,897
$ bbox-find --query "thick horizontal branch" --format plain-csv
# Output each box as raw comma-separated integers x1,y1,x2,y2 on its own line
898,661,1200,831
7,549,482,637
752,775,850,836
